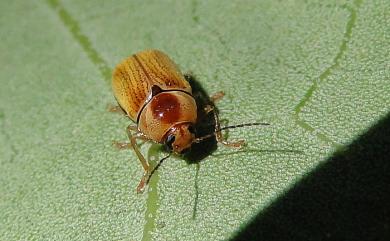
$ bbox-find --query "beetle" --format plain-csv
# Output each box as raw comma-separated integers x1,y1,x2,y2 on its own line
111,49,268,193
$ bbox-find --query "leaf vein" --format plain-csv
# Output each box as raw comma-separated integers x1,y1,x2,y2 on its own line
293,0,363,148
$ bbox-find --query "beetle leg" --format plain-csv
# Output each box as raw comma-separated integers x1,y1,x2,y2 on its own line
112,125,138,150
112,141,132,150
211,106,245,148
210,91,225,103
125,125,152,193
183,71,194,81
203,104,214,115
107,104,126,115
201,91,224,115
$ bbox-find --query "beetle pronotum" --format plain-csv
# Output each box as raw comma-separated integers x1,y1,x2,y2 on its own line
111,49,269,193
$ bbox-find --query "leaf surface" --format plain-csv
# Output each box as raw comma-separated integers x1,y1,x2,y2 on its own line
0,0,388,240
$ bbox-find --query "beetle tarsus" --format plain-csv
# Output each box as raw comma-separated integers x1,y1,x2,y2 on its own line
204,105,214,115
183,71,194,81
107,104,125,115
112,140,132,150
136,172,149,193
220,139,245,148
210,91,225,103
136,176,147,193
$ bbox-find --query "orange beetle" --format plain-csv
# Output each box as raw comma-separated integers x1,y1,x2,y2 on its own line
111,49,268,193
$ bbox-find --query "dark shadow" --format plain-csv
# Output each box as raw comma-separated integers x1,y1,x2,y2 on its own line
183,74,219,220
231,113,390,241
183,74,219,163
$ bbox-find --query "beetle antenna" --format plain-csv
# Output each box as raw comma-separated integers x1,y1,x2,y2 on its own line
194,122,270,143
146,152,171,185
220,122,270,131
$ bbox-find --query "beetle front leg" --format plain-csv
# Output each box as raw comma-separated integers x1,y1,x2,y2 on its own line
113,125,151,150
112,141,132,150
125,125,152,193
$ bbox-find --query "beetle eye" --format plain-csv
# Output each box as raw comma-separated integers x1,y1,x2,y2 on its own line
188,125,195,134
165,134,176,150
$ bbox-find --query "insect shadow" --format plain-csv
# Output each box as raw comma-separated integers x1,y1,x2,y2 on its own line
182,74,219,164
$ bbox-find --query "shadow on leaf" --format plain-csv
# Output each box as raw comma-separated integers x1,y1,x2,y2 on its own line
231,113,390,241
183,74,219,164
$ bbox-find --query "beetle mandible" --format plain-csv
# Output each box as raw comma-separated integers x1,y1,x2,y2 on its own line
111,49,268,193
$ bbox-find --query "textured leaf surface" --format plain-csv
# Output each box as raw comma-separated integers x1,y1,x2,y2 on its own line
0,0,388,240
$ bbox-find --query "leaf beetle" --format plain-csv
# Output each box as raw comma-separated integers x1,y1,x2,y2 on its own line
111,49,268,193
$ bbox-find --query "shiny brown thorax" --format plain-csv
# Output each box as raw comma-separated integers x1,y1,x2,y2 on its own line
137,89,197,143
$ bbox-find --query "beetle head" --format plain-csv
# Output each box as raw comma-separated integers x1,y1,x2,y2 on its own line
164,123,196,154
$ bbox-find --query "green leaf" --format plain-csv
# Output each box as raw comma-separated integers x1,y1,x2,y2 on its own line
0,0,388,240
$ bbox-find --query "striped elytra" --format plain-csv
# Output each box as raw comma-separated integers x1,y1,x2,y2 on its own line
112,49,192,121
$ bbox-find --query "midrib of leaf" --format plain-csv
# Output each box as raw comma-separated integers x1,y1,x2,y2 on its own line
293,0,363,149
43,1,160,240
45,0,111,82
141,173,159,241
